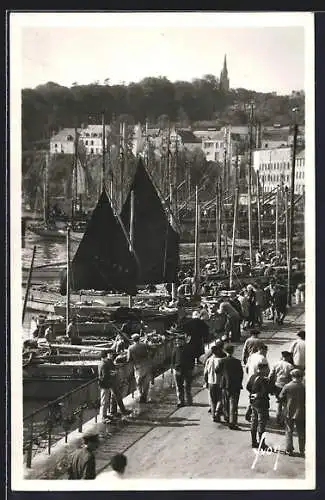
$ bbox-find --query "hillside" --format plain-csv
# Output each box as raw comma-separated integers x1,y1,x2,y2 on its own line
22,76,305,149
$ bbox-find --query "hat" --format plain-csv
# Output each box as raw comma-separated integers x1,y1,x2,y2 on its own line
131,333,140,341
214,339,224,347
82,430,99,443
297,330,305,339
250,329,260,336
192,311,200,319
257,361,268,369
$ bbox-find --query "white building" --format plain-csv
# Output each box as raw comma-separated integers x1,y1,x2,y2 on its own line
202,128,239,163
252,146,305,194
50,128,76,155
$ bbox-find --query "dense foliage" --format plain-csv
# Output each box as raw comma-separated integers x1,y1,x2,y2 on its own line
22,77,305,149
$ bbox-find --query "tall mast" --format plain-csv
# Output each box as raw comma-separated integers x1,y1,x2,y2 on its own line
71,126,78,226
66,225,71,332
284,186,290,267
119,122,125,211
247,102,255,267
194,185,200,296
102,112,106,192
43,151,49,224
215,180,221,270
145,119,149,169
275,185,279,256
128,190,135,308
229,186,239,289
170,129,178,301
256,170,262,252
165,123,171,199
287,112,299,306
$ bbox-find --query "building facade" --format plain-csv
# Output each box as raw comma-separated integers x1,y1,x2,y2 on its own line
50,128,76,155
252,146,305,194
202,128,239,163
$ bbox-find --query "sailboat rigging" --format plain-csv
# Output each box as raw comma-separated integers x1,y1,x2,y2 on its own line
120,159,180,286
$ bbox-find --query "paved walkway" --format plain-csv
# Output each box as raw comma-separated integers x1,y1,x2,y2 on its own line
37,304,306,481
95,305,306,480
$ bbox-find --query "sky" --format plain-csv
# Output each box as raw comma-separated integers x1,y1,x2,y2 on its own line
16,14,307,95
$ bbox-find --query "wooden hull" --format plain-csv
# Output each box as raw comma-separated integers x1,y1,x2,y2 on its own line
23,362,98,400
23,377,93,401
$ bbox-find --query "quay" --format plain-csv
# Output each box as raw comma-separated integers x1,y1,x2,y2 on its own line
23,302,308,481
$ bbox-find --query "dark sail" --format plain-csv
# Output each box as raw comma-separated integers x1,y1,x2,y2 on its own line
60,190,137,295
121,159,180,285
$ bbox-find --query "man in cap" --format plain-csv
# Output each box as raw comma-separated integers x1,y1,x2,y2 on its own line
127,333,151,403
268,351,294,424
217,299,241,342
246,344,270,379
241,329,264,367
246,284,257,328
246,362,273,449
216,344,243,429
204,341,225,421
278,369,305,457
98,351,131,422
289,330,305,372
68,430,99,479
171,335,195,407
181,311,210,364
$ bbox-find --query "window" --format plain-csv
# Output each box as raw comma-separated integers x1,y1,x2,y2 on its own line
265,143,268,148
268,163,271,170
287,175,289,182
91,140,94,146
67,135,73,141
85,133,90,137
90,148,94,154
54,143,58,148
215,152,218,161
85,140,88,145
92,133,98,138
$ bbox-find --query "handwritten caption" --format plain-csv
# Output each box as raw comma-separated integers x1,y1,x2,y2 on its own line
251,432,281,471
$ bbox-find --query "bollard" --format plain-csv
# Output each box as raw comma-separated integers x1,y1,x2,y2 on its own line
78,410,83,433
26,420,34,468
48,429,52,455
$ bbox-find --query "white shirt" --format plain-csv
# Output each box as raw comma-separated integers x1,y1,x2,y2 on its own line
96,470,125,481
290,339,305,369
247,352,270,378
204,356,223,385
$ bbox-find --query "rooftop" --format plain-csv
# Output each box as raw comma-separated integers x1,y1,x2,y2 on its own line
177,130,201,143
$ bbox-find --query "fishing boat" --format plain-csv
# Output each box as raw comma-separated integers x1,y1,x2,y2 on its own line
28,134,88,241
23,158,180,402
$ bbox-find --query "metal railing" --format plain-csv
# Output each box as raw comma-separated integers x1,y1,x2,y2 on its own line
23,338,175,467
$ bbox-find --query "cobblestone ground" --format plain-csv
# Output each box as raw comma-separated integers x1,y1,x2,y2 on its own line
47,304,308,481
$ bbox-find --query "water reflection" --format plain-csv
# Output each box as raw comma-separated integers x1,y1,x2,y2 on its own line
22,230,79,268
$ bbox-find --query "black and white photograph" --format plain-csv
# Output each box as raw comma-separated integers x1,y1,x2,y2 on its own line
10,11,315,490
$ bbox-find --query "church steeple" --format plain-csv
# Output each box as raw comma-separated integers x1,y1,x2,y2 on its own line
220,54,230,92
223,54,228,73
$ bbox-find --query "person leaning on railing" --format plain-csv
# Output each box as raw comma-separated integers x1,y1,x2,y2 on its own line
98,350,131,422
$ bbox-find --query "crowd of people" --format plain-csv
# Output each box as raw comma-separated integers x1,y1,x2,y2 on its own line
67,325,305,479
